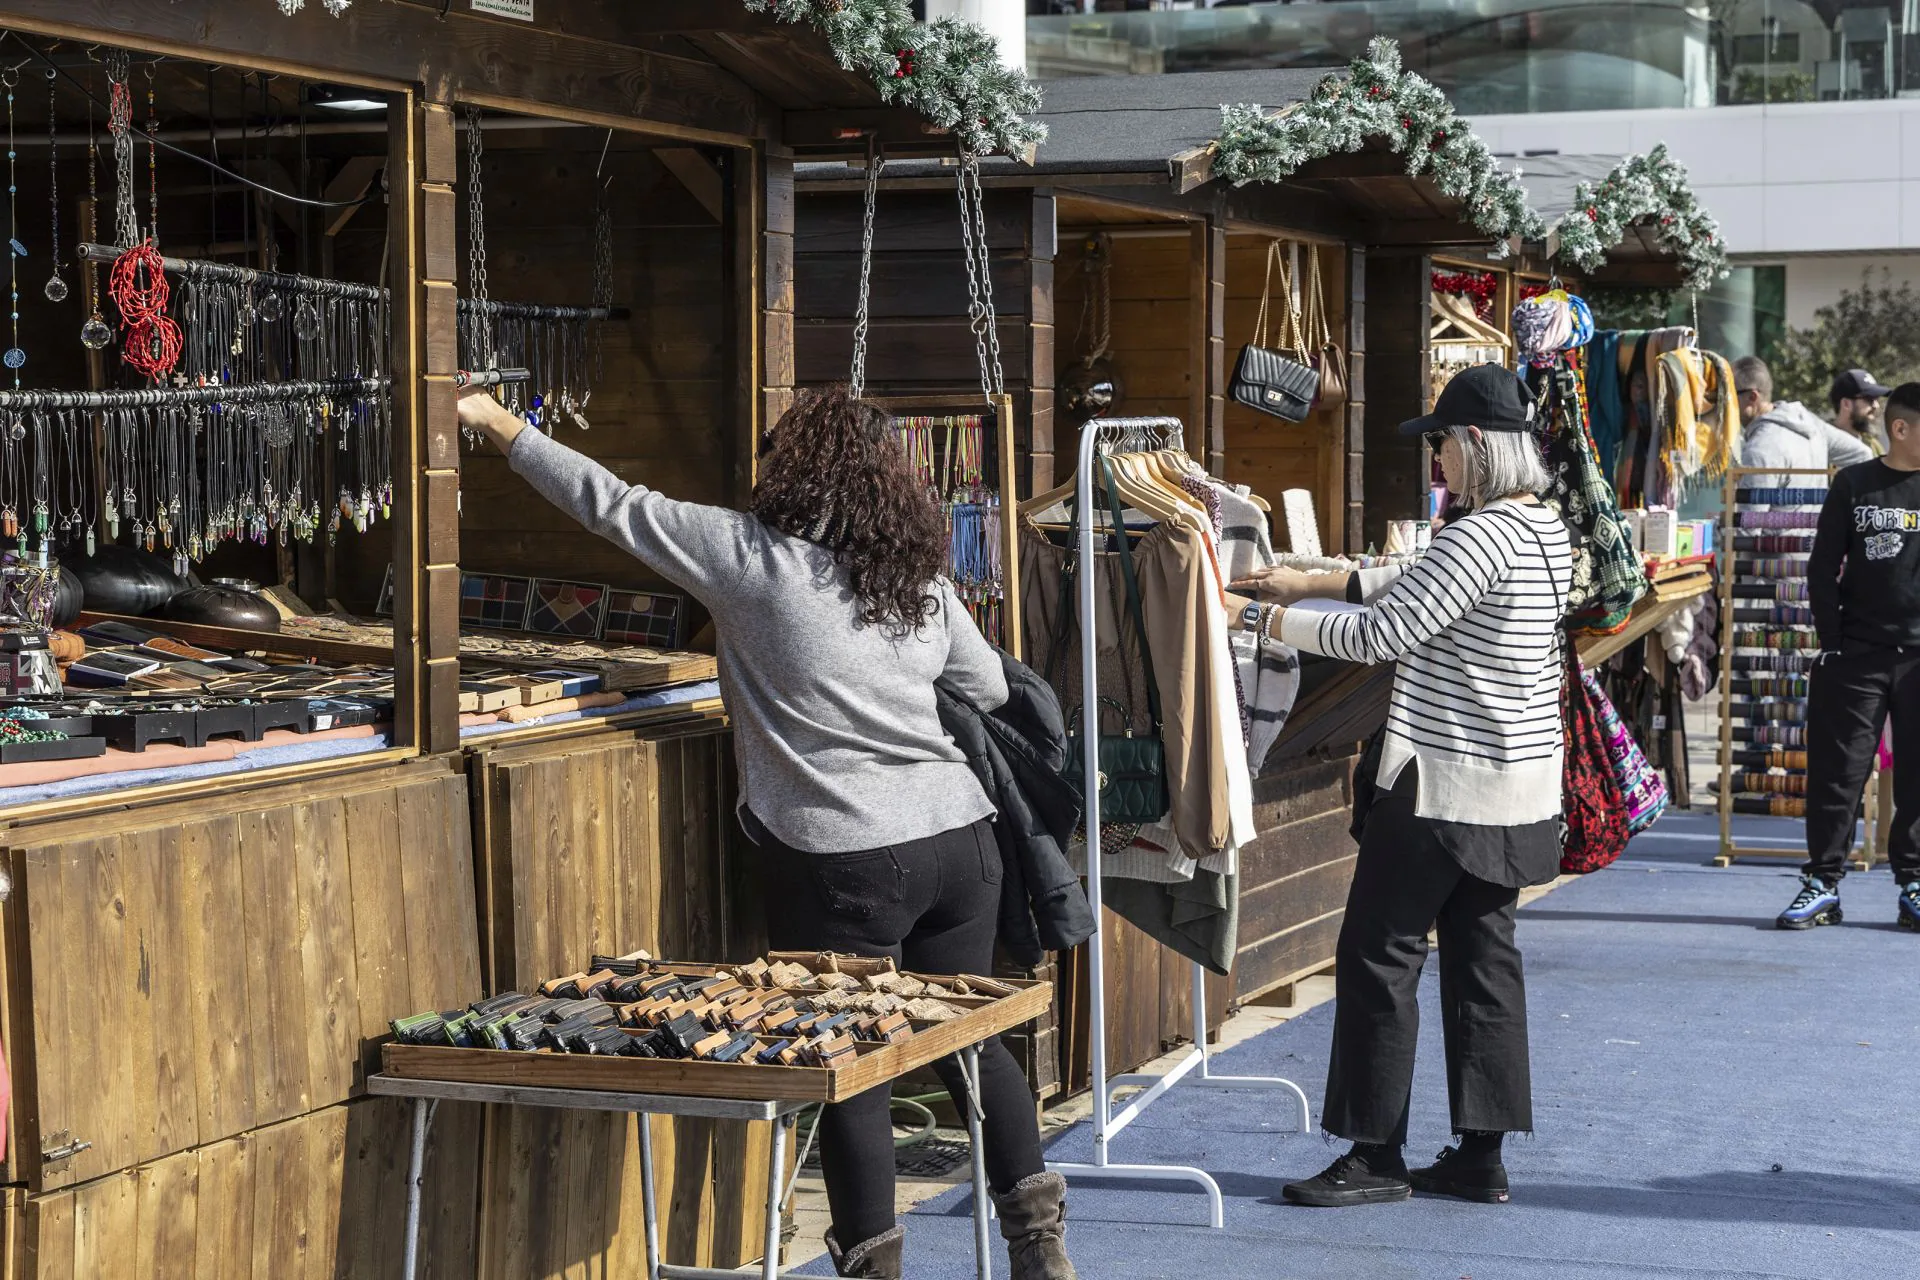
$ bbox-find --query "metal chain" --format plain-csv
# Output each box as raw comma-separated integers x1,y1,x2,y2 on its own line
464,105,494,369
955,150,1004,402
106,52,138,250
849,146,883,399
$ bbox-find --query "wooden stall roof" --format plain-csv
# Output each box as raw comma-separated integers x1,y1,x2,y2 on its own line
0,0,947,154
797,68,1502,248
1515,151,1697,287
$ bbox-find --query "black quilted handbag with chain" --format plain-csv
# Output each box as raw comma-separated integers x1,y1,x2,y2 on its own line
1229,241,1320,422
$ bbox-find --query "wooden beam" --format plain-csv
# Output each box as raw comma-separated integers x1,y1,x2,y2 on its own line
782,108,958,158
657,149,726,223
322,155,386,239
1170,142,1216,196
386,0,774,41
0,0,766,146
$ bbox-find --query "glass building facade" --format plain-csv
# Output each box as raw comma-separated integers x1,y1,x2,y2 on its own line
1028,1,1920,112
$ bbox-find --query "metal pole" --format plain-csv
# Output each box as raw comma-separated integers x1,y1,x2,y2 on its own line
763,1114,789,1280
640,1112,662,1280
401,1097,434,1280
962,1046,994,1280
1076,421,1111,1166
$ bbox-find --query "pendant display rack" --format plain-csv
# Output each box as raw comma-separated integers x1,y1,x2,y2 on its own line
1716,465,1851,865
895,410,1005,646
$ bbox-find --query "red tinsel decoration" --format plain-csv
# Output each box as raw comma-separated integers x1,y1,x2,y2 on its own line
1518,282,1551,301
1431,268,1496,319
109,241,183,382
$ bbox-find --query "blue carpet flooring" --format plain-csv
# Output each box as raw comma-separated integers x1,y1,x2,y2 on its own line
799,811,1920,1278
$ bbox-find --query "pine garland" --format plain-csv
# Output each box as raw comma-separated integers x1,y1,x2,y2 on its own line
269,1,1042,157
1547,144,1728,292
1213,38,1543,251
742,1,1043,156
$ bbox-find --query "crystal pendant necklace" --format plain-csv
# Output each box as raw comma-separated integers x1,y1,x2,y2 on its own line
43,70,65,304
5,69,28,382
79,89,111,351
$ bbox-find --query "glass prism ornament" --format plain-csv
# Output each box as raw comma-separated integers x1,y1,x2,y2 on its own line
292,299,322,341
2,348,24,370
43,273,67,303
6,418,21,442
257,291,285,323
80,316,112,349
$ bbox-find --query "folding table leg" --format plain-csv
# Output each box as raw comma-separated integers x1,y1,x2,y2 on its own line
640,1111,662,1280
960,1045,993,1280
401,1097,436,1280
763,1113,792,1280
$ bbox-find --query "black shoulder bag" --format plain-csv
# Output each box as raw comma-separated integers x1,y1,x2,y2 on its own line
1053,454,1171,831
1229,241,1320,423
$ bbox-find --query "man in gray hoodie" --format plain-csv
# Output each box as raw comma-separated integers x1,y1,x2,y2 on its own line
1735,356,1874,488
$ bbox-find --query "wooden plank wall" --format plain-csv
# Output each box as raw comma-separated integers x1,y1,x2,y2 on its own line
0,764,480,1193
1231,752,1360,1000
1221,235,1353,554
1051,228,1197,486
16,1096,481,1280
1362,250,1432,550
1056,911,1232,1096
794,186,1049,495
467,725,774,1274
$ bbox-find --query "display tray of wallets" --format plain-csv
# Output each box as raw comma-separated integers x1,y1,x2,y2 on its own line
277,612,717,693
382,950,1052,1102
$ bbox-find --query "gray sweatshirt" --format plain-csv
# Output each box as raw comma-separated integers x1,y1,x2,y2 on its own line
1740,400,1873,490
509,428,1006,853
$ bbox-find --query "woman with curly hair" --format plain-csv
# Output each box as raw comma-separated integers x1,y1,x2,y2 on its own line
456,386,1076,1280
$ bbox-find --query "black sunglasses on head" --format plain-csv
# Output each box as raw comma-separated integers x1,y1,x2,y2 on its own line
1423,430,1448,452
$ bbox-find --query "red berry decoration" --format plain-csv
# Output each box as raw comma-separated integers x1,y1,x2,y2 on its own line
1586,206,1598,220
893,47,916,78
1368,85,1384,98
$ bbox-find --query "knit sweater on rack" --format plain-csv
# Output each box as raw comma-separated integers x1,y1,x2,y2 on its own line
508,427,1004,854
1278,499,1573,826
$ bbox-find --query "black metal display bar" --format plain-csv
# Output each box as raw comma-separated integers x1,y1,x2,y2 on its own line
0,377,390,411
77,243,388,303
453,367,532,389
456,298,628,322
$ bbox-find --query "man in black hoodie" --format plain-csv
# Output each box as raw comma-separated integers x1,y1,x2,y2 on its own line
1778,382,1920,932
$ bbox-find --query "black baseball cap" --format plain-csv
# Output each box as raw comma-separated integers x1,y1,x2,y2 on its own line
1398,363,1538,436
1830,369,1892,405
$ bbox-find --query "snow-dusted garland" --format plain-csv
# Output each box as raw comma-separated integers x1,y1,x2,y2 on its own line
1546,144,1728,292
1213,38,1543,252
271,0,1043,158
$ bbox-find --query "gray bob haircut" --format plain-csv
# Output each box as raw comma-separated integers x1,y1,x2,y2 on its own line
1444,425,1552,511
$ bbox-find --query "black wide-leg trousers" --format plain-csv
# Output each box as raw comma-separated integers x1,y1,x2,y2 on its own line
1322,784,1534,1147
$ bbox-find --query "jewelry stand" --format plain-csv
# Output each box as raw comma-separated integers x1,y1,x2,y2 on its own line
1046,416,1311,1229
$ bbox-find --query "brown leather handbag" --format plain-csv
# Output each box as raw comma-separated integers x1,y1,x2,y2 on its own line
1305,245,1349,412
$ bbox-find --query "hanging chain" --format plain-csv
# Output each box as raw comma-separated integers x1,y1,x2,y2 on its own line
954,149,1004,402
464,105,494,370
849,142,883,399
106,52,138,250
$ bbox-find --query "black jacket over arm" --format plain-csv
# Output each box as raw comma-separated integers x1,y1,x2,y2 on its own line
936,649,1094,966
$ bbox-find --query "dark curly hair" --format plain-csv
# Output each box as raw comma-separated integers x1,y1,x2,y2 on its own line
751,386,946,635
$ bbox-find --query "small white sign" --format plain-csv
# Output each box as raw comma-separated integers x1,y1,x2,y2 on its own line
471,0,534,20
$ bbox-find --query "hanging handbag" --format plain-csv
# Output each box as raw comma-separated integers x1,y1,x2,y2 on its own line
1582,664,1669,835
1230,241,1320,422
1305,246,1348,412
1055,454,1171,832
1559,643,1631,874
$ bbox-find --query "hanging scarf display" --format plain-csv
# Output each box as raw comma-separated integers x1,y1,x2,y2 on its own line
896,413,1004,645
1533,360,1647,635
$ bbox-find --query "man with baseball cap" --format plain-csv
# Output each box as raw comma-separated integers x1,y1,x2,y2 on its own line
1831,368,1893,455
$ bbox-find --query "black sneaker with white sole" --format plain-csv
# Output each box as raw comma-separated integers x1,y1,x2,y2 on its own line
1281,1150,1412,1207
1408,1145,1512,1203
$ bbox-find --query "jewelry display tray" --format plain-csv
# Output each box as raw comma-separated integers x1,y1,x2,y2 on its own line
381,955,1052,1103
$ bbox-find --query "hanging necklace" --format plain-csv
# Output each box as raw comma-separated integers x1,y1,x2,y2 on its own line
79,89,111,351
4,69,26,383
43,70,65,304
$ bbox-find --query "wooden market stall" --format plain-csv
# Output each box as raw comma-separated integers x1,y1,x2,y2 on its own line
797,67,1529,1096
0,2,1009,1275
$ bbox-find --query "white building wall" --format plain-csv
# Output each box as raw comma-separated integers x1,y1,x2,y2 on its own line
1782,254,1920,327
927,0,1026,70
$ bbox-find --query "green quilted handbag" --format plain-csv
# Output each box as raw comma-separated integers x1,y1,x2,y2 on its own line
1054,453,1171,828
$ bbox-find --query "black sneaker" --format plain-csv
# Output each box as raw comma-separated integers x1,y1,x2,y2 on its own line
1898,881,1920,932
1281,1150,1412,1207
1408,1146,1511,1203
1776,874,1842,930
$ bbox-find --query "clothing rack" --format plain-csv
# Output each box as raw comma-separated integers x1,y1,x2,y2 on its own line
0,376,389,410
1048,415,1311,1228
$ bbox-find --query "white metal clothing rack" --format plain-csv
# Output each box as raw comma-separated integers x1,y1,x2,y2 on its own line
1047,417,1312,1228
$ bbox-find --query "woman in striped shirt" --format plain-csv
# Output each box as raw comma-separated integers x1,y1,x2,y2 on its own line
1230,365,1573,1209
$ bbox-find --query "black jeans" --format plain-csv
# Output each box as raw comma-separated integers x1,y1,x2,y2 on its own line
1805,642,1920,884
757,816,1045,1248
1323,781,1533,1147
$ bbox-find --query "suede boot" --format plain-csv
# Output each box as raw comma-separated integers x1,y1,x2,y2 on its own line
990,1171,1079,1279
826,1224,905,1279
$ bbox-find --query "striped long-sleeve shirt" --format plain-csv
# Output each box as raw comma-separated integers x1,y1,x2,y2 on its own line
1278,499,1573,825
